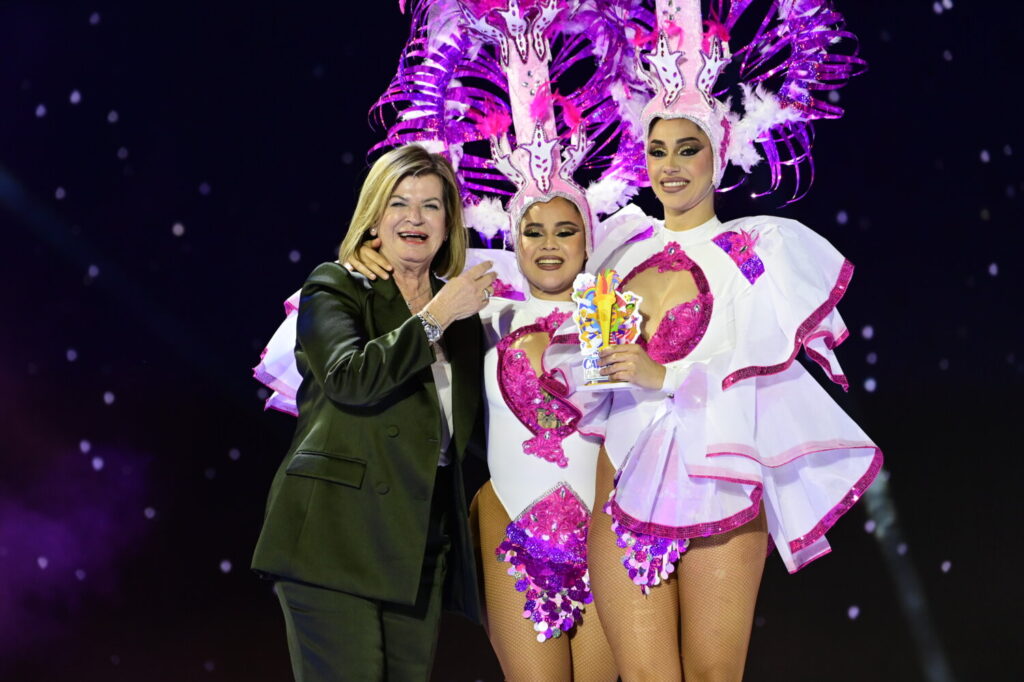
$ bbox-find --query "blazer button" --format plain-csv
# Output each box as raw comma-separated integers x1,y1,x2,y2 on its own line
386,425,399,437
375,482,390,495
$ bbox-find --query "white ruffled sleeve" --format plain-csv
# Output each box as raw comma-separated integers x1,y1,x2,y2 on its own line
252,290,303,416
719,216,853,390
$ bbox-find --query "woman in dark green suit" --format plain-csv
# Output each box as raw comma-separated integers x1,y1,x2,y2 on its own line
252,144,497,681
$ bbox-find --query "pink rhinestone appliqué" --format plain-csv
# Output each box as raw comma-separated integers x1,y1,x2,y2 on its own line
497,308,576,468
712,229,765,284
621,242,714,364
496,484,593,641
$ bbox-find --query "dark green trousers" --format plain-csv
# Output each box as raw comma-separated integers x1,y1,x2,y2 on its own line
274,465,453,682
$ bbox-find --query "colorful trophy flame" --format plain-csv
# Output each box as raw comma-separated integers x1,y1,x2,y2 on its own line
571,270,643,390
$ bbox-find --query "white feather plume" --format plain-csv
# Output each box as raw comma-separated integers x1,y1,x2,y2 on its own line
726,84,804,172
462,195,509,240
585,173,640,217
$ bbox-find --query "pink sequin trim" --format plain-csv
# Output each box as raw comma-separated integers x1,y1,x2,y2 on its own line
722,259,855,390
788,448,883,554
497,485,593,641
803,328,851,389
497,309,577,468
608,477,764,541
620,242,714,364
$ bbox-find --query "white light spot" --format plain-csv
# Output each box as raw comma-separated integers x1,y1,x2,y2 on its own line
836,210,849,225
827,90,840,103
117,147,128,160
866,352,878,365
1004,144,1013,156
89,12,101,25
103,391,116,405
897,542,908,556
37,556,49,570
938,358,949,371
198,181,211,196
864,520,876,533
107,110,119,123
341,151,354,165
228,448,241,461
88,264,100,278
75,568,87,580
172,222,186,237
144,507,157,520
66,348,78,362
55,186,67,200
942,0,953,9
988,262,998,276
289,250,301,263
91,456,105,471
863,377,877,393
940,560,952,573
219,560,232,574
35,103,47,118
932,2,943,14
204,660,216,672
942,49,952,62
69,89,82,105
980,208,991,221
256,387,269,400
847,605,860,620
979,149,990,163
861,325,874,340
79,439,92,454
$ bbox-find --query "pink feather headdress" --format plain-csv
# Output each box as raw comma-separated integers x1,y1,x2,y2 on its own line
372,0,654,248
634,0,867,201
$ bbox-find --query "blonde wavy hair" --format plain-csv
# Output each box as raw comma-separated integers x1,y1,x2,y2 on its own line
337,145,467,279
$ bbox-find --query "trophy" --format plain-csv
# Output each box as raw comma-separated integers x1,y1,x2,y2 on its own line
571,270,643,391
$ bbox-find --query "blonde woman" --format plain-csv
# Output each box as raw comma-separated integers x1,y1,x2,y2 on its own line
252,144,496,682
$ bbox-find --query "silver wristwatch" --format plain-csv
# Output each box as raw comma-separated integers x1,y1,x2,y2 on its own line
416,312,443,344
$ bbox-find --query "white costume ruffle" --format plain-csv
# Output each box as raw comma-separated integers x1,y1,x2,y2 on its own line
550,212,881,573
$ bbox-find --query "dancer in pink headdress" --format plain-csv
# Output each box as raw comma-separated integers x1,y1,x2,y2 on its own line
542,1,881,679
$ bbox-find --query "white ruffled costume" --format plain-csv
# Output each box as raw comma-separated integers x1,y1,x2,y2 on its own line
548,205,882,575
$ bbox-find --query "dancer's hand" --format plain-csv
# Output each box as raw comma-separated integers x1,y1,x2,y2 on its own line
598,344,666,390
343,238,393,280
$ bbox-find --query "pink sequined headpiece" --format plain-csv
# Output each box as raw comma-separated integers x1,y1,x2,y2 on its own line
373,0,653,246
635,0,867,200
462,0,596,252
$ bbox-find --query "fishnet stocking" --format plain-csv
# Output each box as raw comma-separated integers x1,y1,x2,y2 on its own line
475,481,617,681
589,450,769,681
677,505,767,682
588,450,683,681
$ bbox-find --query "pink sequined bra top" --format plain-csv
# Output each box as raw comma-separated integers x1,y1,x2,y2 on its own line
496,308,579,468
620,242,714,365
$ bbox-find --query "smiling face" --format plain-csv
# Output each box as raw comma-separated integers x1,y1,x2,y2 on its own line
647,117,716,228
516,197,587,301
376,173,447,274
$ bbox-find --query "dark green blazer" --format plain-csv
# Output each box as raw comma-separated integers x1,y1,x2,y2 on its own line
251,262,484,621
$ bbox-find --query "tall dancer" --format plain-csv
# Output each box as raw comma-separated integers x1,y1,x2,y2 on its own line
550,1,882,680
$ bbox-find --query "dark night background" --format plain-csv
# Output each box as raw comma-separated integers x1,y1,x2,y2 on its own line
1,1,1020,680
